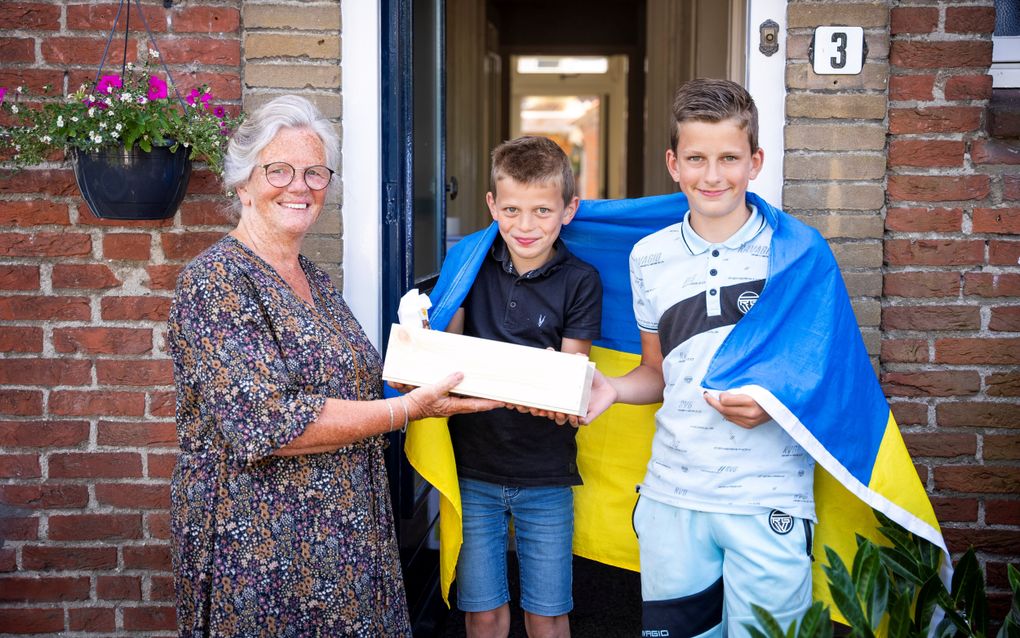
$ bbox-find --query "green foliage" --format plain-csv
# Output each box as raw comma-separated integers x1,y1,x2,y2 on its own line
0,51,242,175
746,510,1020,638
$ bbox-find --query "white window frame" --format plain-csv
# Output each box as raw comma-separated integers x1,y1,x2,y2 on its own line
992,35,1020,88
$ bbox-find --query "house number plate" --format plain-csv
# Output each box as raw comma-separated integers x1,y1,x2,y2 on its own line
812,26,865,75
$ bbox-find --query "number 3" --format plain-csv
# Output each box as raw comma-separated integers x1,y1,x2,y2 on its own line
831,32,847,69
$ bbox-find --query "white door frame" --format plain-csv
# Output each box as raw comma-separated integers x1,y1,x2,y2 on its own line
745,0,787,207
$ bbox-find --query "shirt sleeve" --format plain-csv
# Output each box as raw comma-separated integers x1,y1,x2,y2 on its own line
629,246,657,332
170,263,326,463
562,266,603,341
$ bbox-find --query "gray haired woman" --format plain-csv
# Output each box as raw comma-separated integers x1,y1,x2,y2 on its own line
168,95,497,637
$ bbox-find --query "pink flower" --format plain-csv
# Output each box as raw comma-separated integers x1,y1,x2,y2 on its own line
147,75,168,100
213,105,226,119
185,88,202,106
0,87,6,104
96,75,122,95
200,92,213,109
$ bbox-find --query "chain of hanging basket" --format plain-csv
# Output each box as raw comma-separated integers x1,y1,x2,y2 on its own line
90,0,188,110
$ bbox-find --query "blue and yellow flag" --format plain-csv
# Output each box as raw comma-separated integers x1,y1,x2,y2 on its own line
404,191,949,614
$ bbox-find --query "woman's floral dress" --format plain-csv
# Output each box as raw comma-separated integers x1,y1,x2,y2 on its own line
168,236,412,637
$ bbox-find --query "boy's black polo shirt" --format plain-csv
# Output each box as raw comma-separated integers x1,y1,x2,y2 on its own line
449,235,603,487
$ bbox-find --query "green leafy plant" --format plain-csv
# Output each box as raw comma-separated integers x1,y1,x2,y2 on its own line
747,510,1020,638
0,50,242,174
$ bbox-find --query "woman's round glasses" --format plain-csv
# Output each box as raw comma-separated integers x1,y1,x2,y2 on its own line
261,162,335,191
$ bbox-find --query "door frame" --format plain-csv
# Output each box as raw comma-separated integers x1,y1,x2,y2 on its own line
746,0,787,206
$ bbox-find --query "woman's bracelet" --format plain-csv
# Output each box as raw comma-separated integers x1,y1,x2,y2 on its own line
398,396,410,433
385,398,396,432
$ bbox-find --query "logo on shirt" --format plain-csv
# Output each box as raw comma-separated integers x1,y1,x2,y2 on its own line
737,291,759,314
768,510,794,535
537,314,546,327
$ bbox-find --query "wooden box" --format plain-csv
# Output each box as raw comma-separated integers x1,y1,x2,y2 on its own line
382,324,596,416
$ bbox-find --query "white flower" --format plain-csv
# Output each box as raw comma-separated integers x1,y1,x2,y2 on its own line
16,86,23,93
99,121,107,129
120,92,132,102
137,97,148,105
40,135,51,144
110,131,120,139
71,116,79,123
10,105,18,114
115,123,122,131
126,62,135,71
149,49,159,59
56,116,64,127
88,107,96,117
94,135,103,144
14,144,20,151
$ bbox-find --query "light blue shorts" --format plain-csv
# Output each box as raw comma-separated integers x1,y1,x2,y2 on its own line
634,496,813,638
455,477,574,616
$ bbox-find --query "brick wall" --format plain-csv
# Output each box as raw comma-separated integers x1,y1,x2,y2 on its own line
0,0,336,634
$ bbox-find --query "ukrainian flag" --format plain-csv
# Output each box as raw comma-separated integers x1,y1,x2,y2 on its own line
403,191,949,615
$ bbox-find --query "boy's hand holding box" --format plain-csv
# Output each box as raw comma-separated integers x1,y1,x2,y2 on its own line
382,323,596,417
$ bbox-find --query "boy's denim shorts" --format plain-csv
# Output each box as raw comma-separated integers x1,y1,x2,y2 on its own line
455,477,574,616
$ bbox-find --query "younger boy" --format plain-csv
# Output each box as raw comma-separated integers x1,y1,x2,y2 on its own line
447,136,603,638
584,79,815,636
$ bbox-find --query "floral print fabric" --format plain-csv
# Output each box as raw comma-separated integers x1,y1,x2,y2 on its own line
168,236,411,637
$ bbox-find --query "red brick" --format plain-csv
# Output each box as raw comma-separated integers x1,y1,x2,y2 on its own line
49,391,146,417
929,497,978,522
41,37,135,65
148,511,172,539
0,453,41,478
119,420,170,450
0,37,34,63
881,306,980,331
974,208,1020,234
151,575,175,600
945,6,997,34
0,549,16,572
22,546,118,571
97,575,142,600
0,296,90,321
0,232,92,257
936,401,1020,427
1006,176,1020,200
161,231,225,260
972,140,1020,166
990,307,1020,331
890,401,927,426
890,7,938,34
0,74,63,104
0,516,39,540
902,433,977,458
96,483,171,509
100,295,172,321
0,359,91,386
76,202,176,228
985,435,1020,461
96,359,173,386
0,609,63,633
69,607,116,632
0,484,89,509
180,200,235,226
935,466,1020,494
150,391,176,417
0,576,89,602
123,606,177,632
123,545,171,570
987,500,1020,525
945,75,994,101
51,263,121,289
882,370,980,397
890,41,992,69
881,269,958,298
888,140,964,167
884,240,984,266
990,241,1020,266
148,452,178,479
0,326,42,353
0,420,89,447
888,107,983,134
0,265,40,290
889,74,935,101
964,273,1020,297
887,174,990,202
172,6,240,32
880,338,928,363
103,233,152,260
0,167,78,197
935,338,1020,365
146,264,184,290
175,72,241,102
67,4,167,31
49,452,143,479
0,390,42,416
0,200,69,227
53,327,152,355
159,38,240,66
0,3,60,29
48,514,142,541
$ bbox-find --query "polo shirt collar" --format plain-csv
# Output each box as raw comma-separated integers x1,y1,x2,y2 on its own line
680,204,765,255
491,235,570,278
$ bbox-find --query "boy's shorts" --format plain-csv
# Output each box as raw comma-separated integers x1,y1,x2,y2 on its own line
634,496,813,638
455,477,574,616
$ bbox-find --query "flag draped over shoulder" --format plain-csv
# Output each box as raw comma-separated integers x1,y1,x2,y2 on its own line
403,191,949,613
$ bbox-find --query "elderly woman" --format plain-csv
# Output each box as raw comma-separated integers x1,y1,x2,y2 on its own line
168,95,496,636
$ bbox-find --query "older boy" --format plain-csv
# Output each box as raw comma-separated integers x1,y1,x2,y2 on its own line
585,79,815,636
447,136,602,638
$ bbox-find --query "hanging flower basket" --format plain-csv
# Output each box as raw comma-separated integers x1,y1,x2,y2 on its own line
73,143,192,220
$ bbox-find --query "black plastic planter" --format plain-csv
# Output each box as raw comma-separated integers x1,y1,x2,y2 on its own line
73,144,192,220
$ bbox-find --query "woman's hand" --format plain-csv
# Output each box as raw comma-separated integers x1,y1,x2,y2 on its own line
403,372,501,419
